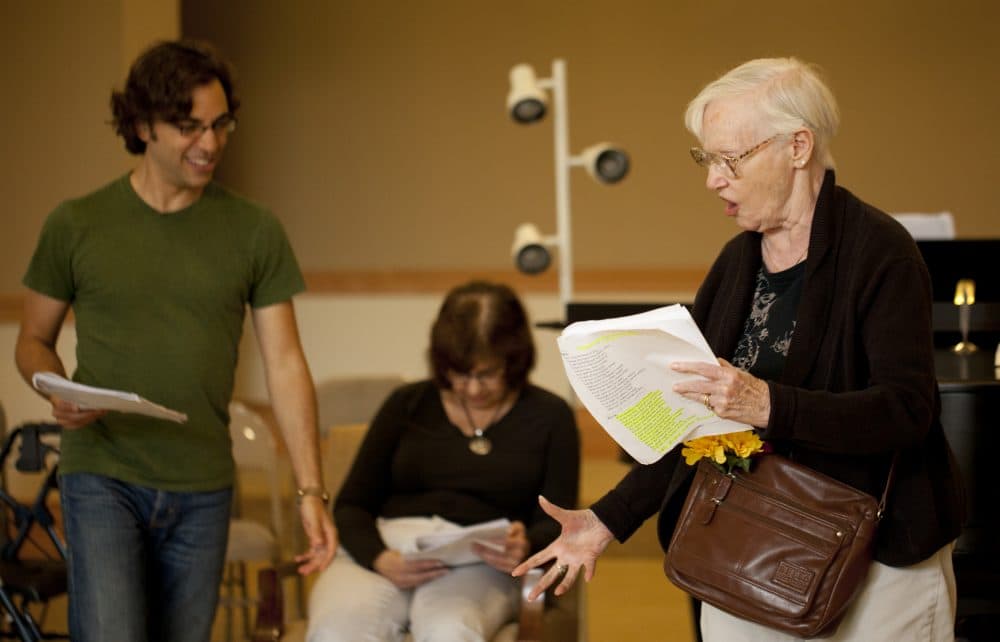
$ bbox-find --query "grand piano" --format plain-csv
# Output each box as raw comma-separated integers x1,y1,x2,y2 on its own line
919,240,1000,641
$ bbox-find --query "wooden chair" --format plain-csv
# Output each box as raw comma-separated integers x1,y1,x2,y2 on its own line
221,401,291,641
251,422,583,641
287,375,407,558
314,375,405,439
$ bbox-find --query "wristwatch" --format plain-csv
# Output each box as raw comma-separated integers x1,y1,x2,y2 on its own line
296,486,330,505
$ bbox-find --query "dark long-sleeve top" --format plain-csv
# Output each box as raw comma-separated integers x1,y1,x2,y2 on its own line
334,380,581,569
591,171,963,567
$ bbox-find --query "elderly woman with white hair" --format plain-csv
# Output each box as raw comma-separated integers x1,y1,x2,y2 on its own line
513,57,963,641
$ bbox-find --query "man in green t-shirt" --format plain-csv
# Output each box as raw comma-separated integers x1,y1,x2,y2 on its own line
15,40,336,642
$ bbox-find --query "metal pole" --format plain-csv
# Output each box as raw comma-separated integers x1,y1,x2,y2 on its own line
551,59,573,314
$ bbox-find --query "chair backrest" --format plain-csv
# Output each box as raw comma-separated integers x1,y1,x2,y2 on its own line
323,423,368,500
315,375,404,437
229,401,285,541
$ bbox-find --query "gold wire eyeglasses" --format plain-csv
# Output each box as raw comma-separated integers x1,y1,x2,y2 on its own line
690,135,781,179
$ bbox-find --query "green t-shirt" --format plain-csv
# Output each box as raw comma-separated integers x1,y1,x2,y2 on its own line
24,175,305,491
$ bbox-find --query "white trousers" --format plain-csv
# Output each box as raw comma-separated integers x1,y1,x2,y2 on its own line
700,541,957,642
307,517,519,642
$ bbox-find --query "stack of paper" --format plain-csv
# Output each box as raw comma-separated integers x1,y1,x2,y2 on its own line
558,305,747,464
402,518,510,566
32,372,188,424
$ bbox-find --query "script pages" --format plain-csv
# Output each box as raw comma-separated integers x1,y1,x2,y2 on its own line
32,372,188,424
401,517,510,567
558,304,749,464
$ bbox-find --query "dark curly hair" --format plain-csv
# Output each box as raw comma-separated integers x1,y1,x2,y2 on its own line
429,281,536,391
110,39,240,155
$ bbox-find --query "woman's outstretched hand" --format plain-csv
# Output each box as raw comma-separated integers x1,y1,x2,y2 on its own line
511,496,615,601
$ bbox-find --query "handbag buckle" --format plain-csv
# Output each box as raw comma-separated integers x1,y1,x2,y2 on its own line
701,472,733,524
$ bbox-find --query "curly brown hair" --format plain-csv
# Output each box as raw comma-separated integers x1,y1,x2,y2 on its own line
110,39,240,155
429,281,536,390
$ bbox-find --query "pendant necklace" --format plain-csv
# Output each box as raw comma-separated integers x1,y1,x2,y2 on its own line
460,397,506,456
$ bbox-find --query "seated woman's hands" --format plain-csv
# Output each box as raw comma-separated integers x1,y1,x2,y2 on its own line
473,520,530,573
373,549,448,589
512,496,614,601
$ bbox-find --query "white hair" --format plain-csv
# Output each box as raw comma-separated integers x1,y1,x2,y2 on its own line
684,58,840,169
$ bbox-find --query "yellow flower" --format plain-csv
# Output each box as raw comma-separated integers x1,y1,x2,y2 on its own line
681,435,726,465
721,431,764,458
681,431,764,472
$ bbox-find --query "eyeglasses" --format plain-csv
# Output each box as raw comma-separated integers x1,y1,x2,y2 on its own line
170,113,238,138
690,135,780,179
448,366,505,386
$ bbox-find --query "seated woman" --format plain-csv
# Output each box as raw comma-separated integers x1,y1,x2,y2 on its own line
307,280,581,642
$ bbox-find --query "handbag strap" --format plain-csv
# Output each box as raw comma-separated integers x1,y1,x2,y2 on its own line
876,451,899,520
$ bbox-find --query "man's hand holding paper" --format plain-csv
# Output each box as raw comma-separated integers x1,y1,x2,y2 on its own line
32,372,188,424
50,395,108,430
558,305,750,464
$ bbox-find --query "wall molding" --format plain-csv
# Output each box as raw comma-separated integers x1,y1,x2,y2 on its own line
0,267,706,322
302,267,706,295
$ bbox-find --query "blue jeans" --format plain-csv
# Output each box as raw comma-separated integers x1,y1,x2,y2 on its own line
60,473,232,642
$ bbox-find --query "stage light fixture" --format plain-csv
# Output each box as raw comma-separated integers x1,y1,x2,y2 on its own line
578,142,630,184
511,223,553,274
507,64,548,124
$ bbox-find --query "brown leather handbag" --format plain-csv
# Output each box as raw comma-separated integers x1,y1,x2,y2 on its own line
663,454,895,638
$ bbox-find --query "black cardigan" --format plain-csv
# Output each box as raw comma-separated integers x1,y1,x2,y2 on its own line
591,171,963,567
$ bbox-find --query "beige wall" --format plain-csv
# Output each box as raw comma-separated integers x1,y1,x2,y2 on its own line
3,0,999,297
178,0,1000,278
1,0,179,295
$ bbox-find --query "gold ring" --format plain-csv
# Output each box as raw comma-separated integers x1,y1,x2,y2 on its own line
556,563,568,576
702,393,711,407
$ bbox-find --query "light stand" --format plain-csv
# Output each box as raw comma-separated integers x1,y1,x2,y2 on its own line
551,59,573,313
508,59,629,317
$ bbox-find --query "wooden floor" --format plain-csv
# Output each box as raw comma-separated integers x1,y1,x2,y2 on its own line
587,558,696,642
578,457,696,642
